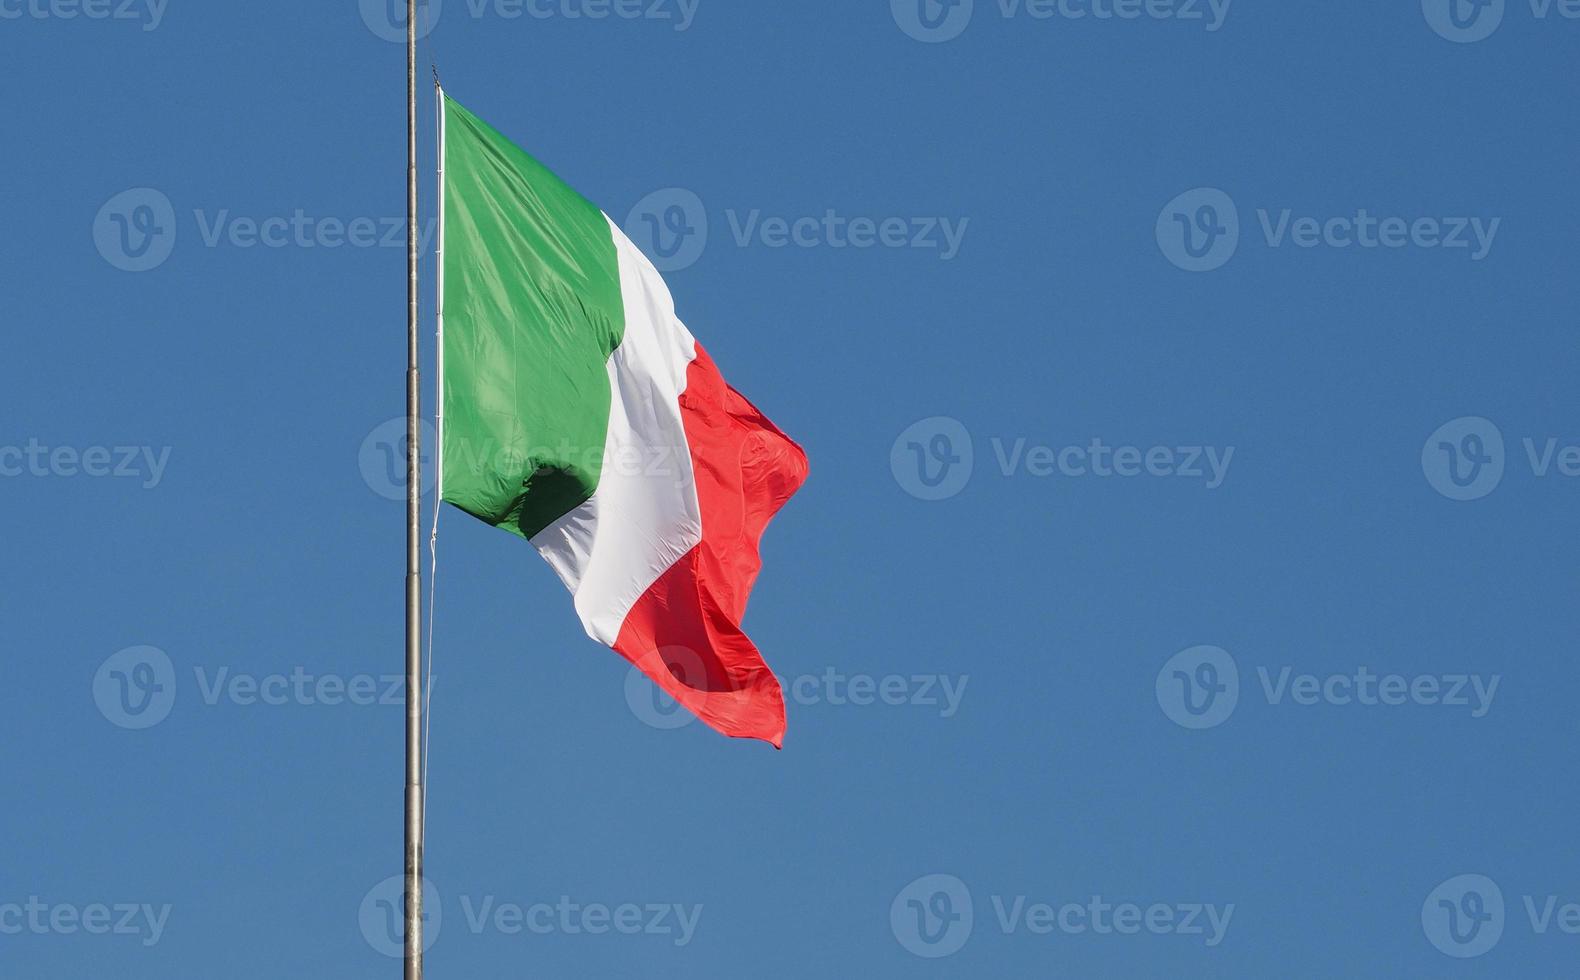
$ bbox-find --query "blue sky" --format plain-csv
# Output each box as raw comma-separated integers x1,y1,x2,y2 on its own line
4,1,1579,976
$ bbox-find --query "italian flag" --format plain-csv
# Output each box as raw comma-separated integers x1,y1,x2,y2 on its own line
436,93,807,748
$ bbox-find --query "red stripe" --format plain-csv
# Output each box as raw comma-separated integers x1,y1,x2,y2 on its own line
612,343,808,748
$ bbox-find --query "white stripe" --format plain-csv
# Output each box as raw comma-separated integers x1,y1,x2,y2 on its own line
434,86,447,502
423,82,449,841
528,215,703,645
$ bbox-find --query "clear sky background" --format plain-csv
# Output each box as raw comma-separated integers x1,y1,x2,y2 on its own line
4,1,1579,976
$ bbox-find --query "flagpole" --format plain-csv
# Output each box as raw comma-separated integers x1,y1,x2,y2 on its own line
404,0,425,976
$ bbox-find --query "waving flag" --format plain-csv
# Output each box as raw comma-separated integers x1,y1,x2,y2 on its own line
437,94,807,747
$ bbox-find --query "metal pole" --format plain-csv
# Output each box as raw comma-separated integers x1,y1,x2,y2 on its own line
404,0,425,976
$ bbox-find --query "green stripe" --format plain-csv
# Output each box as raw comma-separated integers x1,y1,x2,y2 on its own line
440,95,625,540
